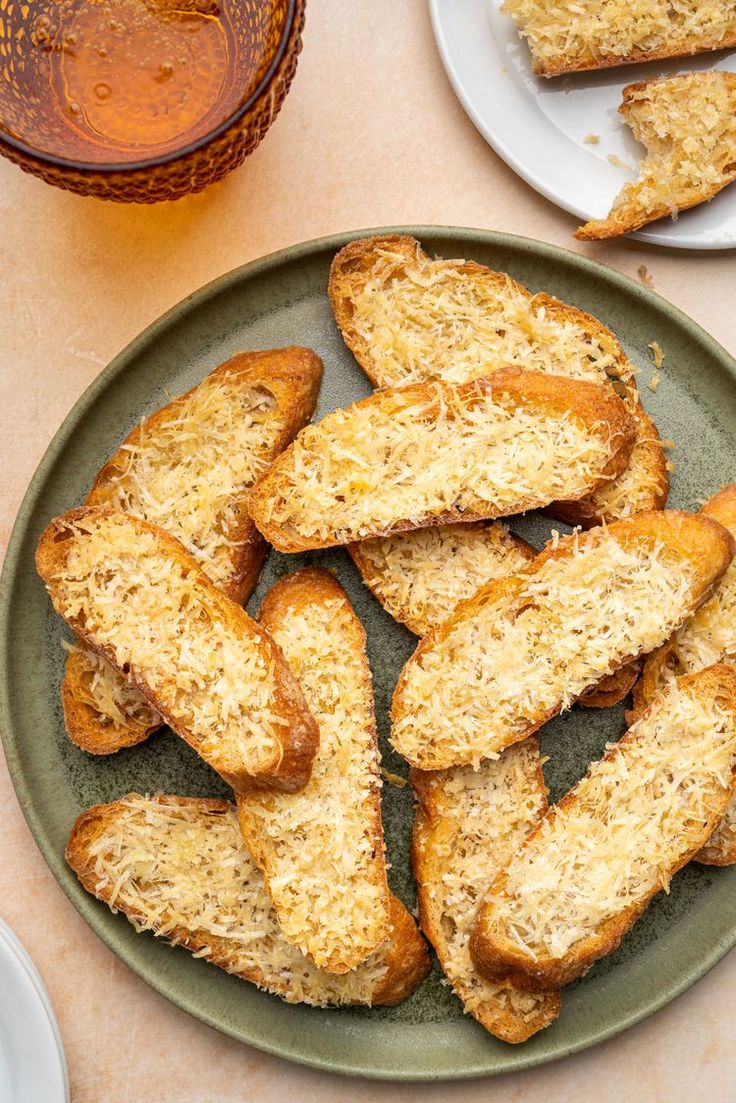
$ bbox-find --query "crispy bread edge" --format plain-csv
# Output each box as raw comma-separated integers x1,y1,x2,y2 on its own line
469,665,736,988
66,794,428,1006
63,348,323,755
37,507,319,794
248,368,636,552
391,510,735,768
236,566,392,973
411,753,561,1042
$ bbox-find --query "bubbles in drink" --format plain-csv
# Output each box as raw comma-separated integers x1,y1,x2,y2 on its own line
45,0,235,156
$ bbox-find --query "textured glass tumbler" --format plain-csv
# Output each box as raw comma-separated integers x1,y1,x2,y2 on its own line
0,0,304,202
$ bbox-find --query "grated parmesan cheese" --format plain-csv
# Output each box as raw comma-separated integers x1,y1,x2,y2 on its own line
648,341,665,370
413,744,558,1040
578,72,736,238
253,378,627,549
352,522,534,637
64,641,159,732
478,673,736,963
46,512,296,783
78,795,392,1005
638,491,736,862
638,265,654,288
501,0,736,76
74,365,306,737
332,237,666,523
393,526,704,768
238,578,390,972
343,240,631,391
607,153,633,171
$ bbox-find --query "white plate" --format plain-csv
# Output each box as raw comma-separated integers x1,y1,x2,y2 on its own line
0,919,69,1103
429,0,736,249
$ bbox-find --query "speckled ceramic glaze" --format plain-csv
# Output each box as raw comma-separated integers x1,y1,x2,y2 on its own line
2,228,736,1080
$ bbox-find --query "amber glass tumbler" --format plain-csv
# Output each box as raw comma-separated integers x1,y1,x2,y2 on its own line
0,0,304,201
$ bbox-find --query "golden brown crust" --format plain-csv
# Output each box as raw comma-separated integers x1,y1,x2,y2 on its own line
328,236,532,388
36,507,319,794
550,405,669,528
532,35,736,78
371,895,431,1006
470,665,736,989
329,235,668,526
347,525,536,638
411,755,561,1043
575,73,736,240
237,567,391,973
62,644,160,754
392,510,736,769
632,486,736,723
577,661,641,709
249,368,636,552
66,794,429,1006
630,487,736,866
62,348,323,756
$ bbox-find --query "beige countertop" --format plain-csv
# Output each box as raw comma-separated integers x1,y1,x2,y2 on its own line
1,2,735,1099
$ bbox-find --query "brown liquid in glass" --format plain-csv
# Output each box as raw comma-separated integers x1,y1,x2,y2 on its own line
23,0,250,163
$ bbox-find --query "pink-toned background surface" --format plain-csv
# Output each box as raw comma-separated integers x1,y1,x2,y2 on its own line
1,2,735,1099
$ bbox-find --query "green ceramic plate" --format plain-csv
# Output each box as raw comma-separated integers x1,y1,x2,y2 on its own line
2,228,736,1081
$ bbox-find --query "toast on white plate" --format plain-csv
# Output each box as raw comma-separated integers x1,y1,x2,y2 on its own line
328,234,668,527
632,485,736,865
501,0,736,77
412,742,560,1043
392,511,734,769
237,569,391,973
470,665,736,989
36,509,318,794
577,73,736,241
249,369,635,551
67,794,429,1007
63,348,322,755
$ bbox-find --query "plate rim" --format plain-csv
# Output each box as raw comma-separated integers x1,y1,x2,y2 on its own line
2,224,736,1082
428,0,736,251
0,920,70,1101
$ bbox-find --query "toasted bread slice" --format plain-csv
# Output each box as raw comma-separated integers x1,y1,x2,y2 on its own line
470,665,736,989
577,74,736,240
350,522,635,708
236,569,391,973
36,509,318,794
63,348,323,756
67,795,429,1007
412,743,560,1043
249,369,635,552
501,0,736,77
328,235,668,527
392,511,734,769
632,486,736,865
349,522,535,637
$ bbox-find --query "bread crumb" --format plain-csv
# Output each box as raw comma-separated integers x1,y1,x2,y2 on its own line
648,341,665,369
584,133,600,145
637,265,654,288
648,373,662,393
660,439,676,450
666,461,677,473
380,768,408,789
501,64,508,74
607,153,633,171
